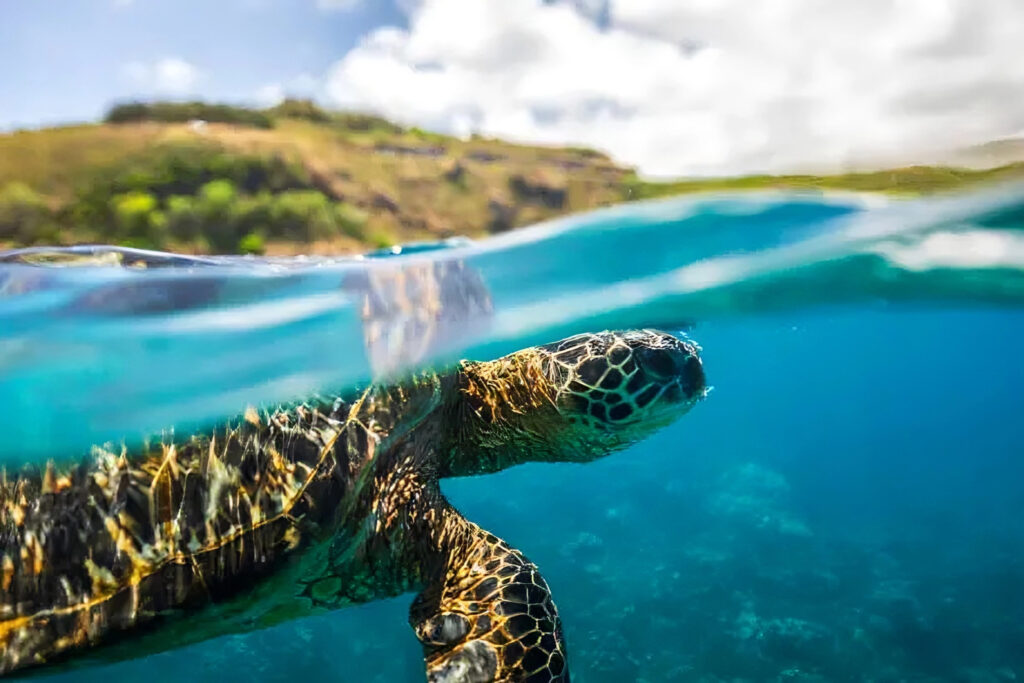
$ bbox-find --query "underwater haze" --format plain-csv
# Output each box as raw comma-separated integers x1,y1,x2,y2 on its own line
1,187,1023,681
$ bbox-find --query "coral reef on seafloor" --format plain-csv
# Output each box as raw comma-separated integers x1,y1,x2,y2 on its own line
553,462,1024,682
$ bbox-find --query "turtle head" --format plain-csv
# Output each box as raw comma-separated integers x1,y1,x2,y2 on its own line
445,330,705,475
540,329,705,437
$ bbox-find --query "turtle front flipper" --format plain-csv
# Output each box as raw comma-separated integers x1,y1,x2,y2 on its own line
410,506,568,683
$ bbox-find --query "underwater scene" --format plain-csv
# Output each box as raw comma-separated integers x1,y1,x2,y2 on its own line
1,187,1023,682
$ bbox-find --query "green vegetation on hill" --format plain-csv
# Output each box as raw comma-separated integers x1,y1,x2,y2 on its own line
106,101,274,129
269,99,404,135
2,99,1022,255
67,142,371,253
1,139,370,254
624,162,1024,199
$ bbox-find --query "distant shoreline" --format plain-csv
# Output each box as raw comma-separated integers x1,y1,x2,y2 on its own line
2,99,1022,256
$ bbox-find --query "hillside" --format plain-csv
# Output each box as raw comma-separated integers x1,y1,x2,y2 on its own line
1,100,1022,256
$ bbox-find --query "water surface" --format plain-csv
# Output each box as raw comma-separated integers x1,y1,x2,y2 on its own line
1,186,1022,681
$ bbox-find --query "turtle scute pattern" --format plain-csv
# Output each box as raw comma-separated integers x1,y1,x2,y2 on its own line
540,329,704,432
412,515,567,683
0,399,355,673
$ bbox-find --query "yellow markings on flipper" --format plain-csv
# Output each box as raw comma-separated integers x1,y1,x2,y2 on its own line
372,452,423,535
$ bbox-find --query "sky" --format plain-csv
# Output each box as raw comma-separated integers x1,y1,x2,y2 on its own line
2,0,1023,177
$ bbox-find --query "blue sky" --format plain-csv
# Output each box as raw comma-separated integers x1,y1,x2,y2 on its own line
2,0,1022,176
0,0,404,130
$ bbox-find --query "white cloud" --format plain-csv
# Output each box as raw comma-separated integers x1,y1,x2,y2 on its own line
121,57,201,96
323,0,1024,177
316,0,362,11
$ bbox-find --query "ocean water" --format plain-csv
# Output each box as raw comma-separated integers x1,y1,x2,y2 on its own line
1,187,1023,681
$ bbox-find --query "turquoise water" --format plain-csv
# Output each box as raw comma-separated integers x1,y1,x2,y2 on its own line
2,187,1023,680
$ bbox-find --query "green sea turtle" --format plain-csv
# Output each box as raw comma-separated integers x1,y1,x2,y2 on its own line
0,328,705,681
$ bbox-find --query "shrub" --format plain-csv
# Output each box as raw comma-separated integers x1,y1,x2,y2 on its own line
267,190,337,242
105,101,274,129
193,179,240,251
237,231,266,255
332,112,404,134
87,144,311,199
369,231,394,249
164,194,202,240
0,182,56,244
69,145,314,242
229,192,274,237
103,102,149,124
198,178,237,207
62,148,367,252
267,98,331,123
335,203,368,239
110,190,165,246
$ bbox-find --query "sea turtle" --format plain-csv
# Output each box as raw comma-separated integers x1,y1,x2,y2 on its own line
0,328,705,681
